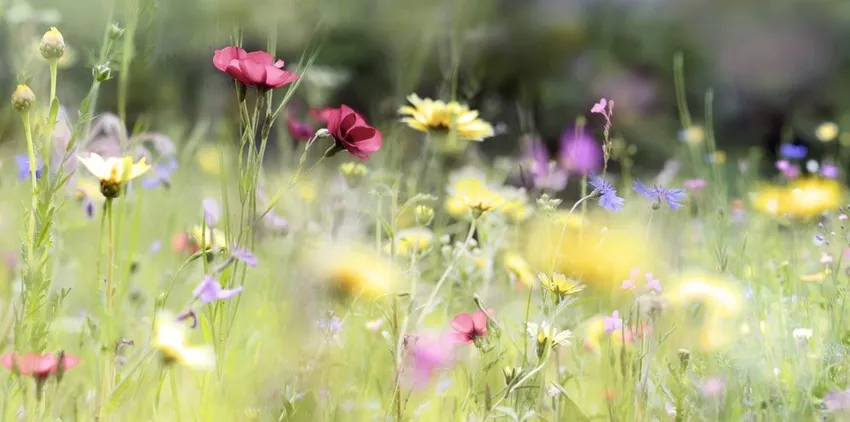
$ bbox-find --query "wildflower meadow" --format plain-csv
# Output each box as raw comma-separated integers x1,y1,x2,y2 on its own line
3,1,850,421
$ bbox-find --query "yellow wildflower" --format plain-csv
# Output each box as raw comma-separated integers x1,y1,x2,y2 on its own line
77,152,150,198
191,226,227,252
399,94,495,154
196,146,221,175
445,168,506,219
538,272,585,297
665,273,743,351
311,243,401,298
386,228,434,256
816,121,839,142
152,312,215,370
751,178,843,220
503,251,536,288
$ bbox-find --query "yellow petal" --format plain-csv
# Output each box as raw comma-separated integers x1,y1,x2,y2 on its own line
127,156,151,180
179,346,216,371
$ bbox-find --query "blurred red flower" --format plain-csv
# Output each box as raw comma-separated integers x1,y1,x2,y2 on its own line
213,46,299,90
309,107,335,124
1,352,80,378
287,115,315,142
325,105,382,160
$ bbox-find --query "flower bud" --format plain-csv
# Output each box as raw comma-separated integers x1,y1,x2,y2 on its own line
340,162,368,186
10,84,35,112
414,205,434,226
93,63,112,83
39,27,65,61
502,366,521,385
677,348,691,373
108,23,125,40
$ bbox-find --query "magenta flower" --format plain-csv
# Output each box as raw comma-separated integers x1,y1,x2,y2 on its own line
193,275,243,304
519,138,567,191
559,129,602,175
406,334,454,388
287,115,315,142
822,163,840,179
448,309,492,344
212,46,299,90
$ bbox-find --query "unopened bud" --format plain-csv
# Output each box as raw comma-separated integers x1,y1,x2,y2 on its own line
340,162,368,186
39,27,65,61
678,348,691,373
108,23,125,40
502,366,521,385
10,84,35,112
414,205,434,226
93,63,112,82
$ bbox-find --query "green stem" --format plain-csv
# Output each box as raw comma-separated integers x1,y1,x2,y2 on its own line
49,62,57,104
98,198,116,419
416,218,477,326
169,370,182,422
21,112,37,267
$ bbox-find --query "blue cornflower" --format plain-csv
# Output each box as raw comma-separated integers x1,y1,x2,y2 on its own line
16,155,42,181
633,179,686,210
589,175,624,212
779,143,807,160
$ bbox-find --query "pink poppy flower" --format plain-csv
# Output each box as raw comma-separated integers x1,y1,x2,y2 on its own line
448,309,492,344
325,105,383,160
213,46,299,90
1,352,80,379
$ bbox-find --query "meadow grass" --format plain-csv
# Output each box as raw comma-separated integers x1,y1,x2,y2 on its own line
1,12,850,422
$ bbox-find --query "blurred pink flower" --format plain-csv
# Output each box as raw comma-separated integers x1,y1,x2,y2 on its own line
559,129,602,175
684,179,707,191
406,334,454,388
699,377,725,398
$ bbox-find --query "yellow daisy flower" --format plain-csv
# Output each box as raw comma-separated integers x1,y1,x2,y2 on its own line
664,273,743,351
385,228,434,256
538,272,585,297
503,251,536,288
445,168,506,219
751,178,843,220
399,94,495,154
191,226,228,252
77,152,150,198
152,312,215,370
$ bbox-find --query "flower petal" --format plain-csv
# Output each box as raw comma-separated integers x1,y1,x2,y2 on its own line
450,313,474,334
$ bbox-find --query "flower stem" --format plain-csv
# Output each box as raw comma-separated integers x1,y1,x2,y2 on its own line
48,62,58,105
21,112,37,267
548,194,594,275
98,198,116,420
417,218,477,325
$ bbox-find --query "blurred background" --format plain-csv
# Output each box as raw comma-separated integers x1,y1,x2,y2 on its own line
4,0,850,170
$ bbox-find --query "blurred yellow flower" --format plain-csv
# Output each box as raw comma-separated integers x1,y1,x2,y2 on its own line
196,146,221,175
503,251,536,288
679,126,705,144
816,121,839,142
522,212,655,289
399,94,494,154
445,169,505,219
74,180,103,203
386,228,434,256
191,226,227,252
152,312,215,370
77,152,150,198
297,180,317,204
751,178,844,220
665,273,743,351
312,243,401,298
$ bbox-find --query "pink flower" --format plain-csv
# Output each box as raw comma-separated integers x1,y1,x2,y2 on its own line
213,46,299,90
1,352,80,379
309,107,336,124
448,309,492,344
287,115,315,141
620,279,636,290
699,377,725,398
591,98,609,114
559,129,602,175
406,334,454,388
645,273,662,292
325,105,383,160
683,179,707,191
603,310,623,334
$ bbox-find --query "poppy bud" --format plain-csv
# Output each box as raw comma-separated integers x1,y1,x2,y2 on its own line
39,27,65,61
10,85,35,112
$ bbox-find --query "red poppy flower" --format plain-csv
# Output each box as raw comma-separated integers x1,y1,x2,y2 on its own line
1,353,80,378
448,309,493,344
287,115,314,142
212,46,299,90
309,107,335,124
325,105,382,160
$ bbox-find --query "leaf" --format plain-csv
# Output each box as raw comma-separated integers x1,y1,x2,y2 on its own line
49,98,59,127
493,406,519,421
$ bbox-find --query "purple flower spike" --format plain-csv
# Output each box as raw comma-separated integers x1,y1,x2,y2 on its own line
232,248,258,267
633,179,686,210
193,275,243,304
589,175,624,212
202,198,220,227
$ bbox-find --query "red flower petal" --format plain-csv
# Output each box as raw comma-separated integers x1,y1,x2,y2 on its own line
347,127,382,153
274,59,285,68
225,60,251,85
450,313,474,334
58,354,81,372
239,59,267,86
212,46,246,72
445,331,473,345
244,50,276,65
264,66,299,89
472,310,488,333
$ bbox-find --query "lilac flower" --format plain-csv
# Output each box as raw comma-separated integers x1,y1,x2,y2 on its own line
316,314,343,338
824,389,850,412
193,275,243,304
645,274,662,292
231,248,258,267
406,334,454,388
202,198,220,227
589,175,624,212
620,267,640,290
16,155,42,181
633,179,686,210
603,310,623,334
822,163,840,179
149,240,163,254
263,211,290,234
141,159,178,189
559,129,602,175
519,138,567,191
779,143,807,160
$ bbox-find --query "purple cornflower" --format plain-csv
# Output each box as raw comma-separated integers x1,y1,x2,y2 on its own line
589,175,624,212
193,275,243,304
559,129,602,175
231,248,258,267
779,143,807,160
603,310,623,334
202,198,220,227
141,159,178,189
519,137,567,191
822,163,840,179
633,179,686,210
16,155,42,181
